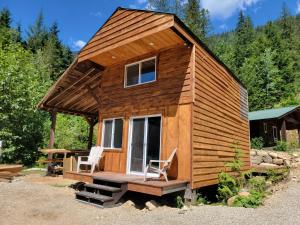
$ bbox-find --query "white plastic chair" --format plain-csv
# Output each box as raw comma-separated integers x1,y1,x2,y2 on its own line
77,146,103,174
144,148,177,182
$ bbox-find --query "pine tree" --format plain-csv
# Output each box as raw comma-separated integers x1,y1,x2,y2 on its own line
279,2,292,39
26,11,48,52
42,22,73,81
0,8,11,29
184,0,210,41
234,11,254,73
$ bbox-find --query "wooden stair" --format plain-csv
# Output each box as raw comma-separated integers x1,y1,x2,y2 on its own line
75,176,127,208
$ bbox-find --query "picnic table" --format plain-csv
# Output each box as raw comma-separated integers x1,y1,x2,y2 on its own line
39,149,88,175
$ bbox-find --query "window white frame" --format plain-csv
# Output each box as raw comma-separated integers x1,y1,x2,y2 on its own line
124,56,157,88
126,114,162,177
101,117,123,150
272,126,278,142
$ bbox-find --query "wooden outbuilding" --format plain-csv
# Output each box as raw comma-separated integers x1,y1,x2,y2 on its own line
38,7,250,203
249,106,300,147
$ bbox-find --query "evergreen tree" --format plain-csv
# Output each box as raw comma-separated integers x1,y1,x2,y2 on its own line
42,22,73,80
0,8,11,29
184,0,210,41
233,11,254,73
26,11,48,52
279,2,292,39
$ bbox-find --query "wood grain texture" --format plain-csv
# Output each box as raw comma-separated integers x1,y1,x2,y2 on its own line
191,44,250,189
78,9,176,62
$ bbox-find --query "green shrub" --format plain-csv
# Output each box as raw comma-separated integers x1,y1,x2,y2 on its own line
217,172,239,201
196,193,207,205
274,141,288,151
251,137,264,149
176,196,184,208
248,176,266,192
266,168,290,183
233,190,264,208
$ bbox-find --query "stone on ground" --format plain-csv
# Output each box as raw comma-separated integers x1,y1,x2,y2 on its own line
227,196,237,206
123,200,135,208
145,200,159,211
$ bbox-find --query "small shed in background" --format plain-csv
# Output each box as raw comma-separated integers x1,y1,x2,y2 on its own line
249,106,300,147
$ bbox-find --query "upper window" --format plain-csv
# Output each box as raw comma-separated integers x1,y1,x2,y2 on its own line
125,57,156,87
102,118,123,149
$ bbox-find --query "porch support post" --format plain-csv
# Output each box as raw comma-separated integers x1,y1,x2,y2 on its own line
49,110,57,148
85,116,97,150
184,185,197,206
281,119,287,142
298,128,300,146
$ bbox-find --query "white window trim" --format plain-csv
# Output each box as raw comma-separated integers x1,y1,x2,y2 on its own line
124,56,157,88
126,114,162,177
101,117,123,150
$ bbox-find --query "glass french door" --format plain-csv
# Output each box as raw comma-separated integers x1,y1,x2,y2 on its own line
128,116,161,175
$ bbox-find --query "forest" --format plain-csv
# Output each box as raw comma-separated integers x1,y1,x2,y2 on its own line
0,0,299,165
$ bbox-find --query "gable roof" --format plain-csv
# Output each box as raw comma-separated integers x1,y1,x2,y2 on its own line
38,7,246,117
77,7,246,89
249,106,300,121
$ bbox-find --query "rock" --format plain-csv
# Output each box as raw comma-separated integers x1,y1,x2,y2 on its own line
260,163,279,167
123,200,135,208
227,196,237,206
295,158,300,162
273,158,284,165
266,180,272,188
145,200,159,211
257,150,268,157
263,155,273,164
284,159,291,167
251,155,263,165
269,152,278,159
292,153,299,157
238,191,250,197
250,149,257,156
181,205,189,211
277,153,290,160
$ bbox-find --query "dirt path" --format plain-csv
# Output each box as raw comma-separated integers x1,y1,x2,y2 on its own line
1,172,300,225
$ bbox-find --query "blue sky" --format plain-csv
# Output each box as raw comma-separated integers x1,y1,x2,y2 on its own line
1,0,299,51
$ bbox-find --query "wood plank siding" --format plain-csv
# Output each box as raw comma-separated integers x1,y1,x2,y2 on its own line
94,45,193,181
78,9,176,64
191,44,250,189
39,8,250,190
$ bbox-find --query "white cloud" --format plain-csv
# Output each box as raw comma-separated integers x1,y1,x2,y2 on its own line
297,1,300,14
72,40,86,50
202,0,261,19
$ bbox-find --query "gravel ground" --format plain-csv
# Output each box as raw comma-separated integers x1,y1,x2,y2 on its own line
1,171,300,225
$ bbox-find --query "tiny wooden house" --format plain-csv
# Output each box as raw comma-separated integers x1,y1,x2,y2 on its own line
38,8,250,199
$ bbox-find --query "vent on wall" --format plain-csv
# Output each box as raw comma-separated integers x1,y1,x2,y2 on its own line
240,85,248,120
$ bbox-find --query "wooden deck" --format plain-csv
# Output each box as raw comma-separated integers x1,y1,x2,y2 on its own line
65,171,188,196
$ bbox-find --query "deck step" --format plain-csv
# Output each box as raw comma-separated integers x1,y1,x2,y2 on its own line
76,191,114,203
93,176,128,184
84,183,121,193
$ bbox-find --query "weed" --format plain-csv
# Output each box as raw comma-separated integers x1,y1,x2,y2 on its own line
176,196,184,208
251,137,264,149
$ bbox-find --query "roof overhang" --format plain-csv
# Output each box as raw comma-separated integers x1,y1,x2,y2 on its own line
38,59,103,117
38,7,246,117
